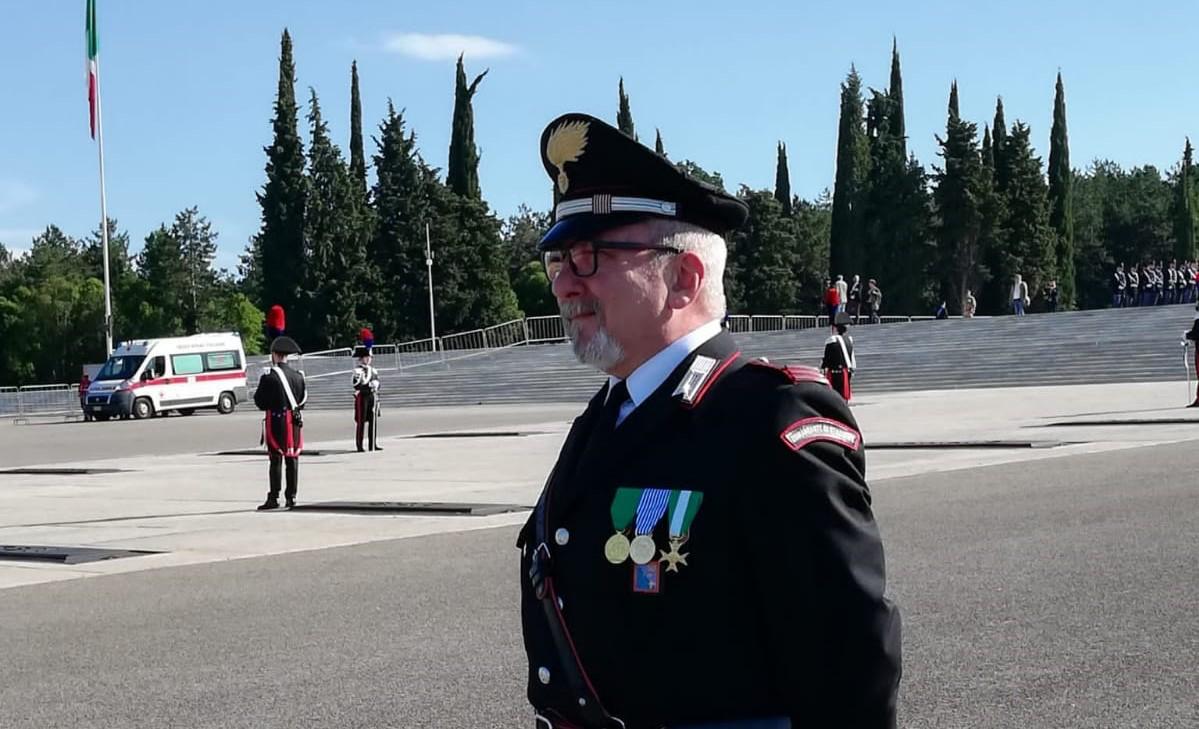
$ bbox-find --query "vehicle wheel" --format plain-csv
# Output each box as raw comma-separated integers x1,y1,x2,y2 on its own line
132,398,154,420
179,408,196,416
216,392,236,414
94,414,110,422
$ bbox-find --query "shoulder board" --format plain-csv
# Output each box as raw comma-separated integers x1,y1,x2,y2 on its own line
746,359,829,386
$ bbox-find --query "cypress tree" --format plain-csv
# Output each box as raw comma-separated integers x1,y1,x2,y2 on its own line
349,60,367,192
305,89,367,348
655,128,666,157
774,142,792,215
617,77,636,140
830,66,870,278
992,97,1009,192
446,54,487,200
1047,72,1075,307
1173,138,1196,261
948,80,960,119
981,125,993,170
889,37,905,152
253,29,307,338
933,82,986,311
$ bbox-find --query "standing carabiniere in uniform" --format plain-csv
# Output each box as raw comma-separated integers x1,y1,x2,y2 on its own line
519,113,901,729
352,342,382,452
254,334,307,510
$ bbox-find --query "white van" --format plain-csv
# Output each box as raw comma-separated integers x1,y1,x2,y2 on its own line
84,333,249,421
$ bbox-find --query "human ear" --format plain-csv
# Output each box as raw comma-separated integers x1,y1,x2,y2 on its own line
668,251,705,309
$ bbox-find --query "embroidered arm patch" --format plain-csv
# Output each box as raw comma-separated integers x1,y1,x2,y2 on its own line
780,417,862,452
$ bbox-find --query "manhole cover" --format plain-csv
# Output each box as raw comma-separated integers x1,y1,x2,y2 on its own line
0,545,162,564
410,432,540,438
206,449,357,457
288,501,529,516
0,468,128,475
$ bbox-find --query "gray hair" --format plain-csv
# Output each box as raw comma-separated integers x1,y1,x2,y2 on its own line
641,219,728,316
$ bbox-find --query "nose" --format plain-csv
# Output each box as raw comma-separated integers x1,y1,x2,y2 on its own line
551,261,584,301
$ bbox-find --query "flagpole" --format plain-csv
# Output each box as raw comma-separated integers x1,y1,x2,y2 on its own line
95,53,113,356
425,222,437,352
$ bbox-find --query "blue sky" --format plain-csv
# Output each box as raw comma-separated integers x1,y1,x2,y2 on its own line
2,0,1197,271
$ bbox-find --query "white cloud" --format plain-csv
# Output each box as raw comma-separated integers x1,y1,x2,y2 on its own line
383,33,519,61
0,180,37,214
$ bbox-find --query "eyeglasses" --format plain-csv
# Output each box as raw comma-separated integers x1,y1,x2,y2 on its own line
541,240,682,281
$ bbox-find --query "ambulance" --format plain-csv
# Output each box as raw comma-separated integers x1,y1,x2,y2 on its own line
84,333,249,421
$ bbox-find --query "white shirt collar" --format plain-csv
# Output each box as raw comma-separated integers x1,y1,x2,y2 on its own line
607,319,724,407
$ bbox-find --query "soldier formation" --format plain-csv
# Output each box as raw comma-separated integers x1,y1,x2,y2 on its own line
1113,260,1199,307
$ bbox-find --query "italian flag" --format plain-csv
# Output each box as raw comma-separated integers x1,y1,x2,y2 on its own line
86,0,98,139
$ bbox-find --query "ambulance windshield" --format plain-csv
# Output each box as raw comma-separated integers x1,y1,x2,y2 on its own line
96,355,145,381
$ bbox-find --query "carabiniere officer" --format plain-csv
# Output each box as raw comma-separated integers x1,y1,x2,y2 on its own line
518,113,902,729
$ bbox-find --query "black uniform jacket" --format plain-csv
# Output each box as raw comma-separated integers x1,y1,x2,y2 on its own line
253,363,306,450
518,331,901,729
821,334,855,373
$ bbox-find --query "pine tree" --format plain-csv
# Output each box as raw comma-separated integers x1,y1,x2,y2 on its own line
617,77,636,140
933,82,987,311
171,207,220,335
305,89,368,348
137,225,187,335
1002,122,1056,298
774,142,792,215
253,29,307,337
446,54,487,200
889,38,905,152
732,187,801,312
1047,72,1075,307
423,168,521,331
349,60,367,193
369,102,428,341
655,128,666,157
1173,138,1196,261
830,66,870,279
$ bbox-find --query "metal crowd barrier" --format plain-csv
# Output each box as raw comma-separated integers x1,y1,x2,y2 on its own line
8,383,81,423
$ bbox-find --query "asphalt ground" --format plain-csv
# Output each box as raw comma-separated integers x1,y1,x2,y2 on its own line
0,405,583,469
1,439,1195,728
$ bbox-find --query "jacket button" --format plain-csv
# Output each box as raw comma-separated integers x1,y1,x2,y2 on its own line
538,667,551,684
554,528,570,546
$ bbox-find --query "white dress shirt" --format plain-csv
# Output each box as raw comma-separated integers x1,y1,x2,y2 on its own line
606,319,724,426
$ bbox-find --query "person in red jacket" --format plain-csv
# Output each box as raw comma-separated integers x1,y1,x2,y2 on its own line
824,279,841,327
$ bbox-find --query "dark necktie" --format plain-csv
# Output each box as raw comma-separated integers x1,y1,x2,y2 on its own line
595,380,629,434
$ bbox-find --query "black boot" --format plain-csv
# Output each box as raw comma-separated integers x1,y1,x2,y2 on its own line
257,499,279,511
285,498,296,509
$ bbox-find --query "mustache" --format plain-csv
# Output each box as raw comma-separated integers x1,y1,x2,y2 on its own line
559,299,602,320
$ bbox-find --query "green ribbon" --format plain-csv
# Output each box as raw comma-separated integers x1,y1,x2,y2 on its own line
610,487,642,531
666,490,703,538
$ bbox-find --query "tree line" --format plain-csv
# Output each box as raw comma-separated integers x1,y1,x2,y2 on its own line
3,32,1197,384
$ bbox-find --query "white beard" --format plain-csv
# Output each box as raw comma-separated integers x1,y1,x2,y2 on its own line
561,301,625,371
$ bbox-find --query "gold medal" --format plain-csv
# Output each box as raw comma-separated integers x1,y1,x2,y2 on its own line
604,533,631,564
628,535,657,565
660,537,690,573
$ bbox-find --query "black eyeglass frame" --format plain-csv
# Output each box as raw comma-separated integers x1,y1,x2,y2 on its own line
541,240,683,281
